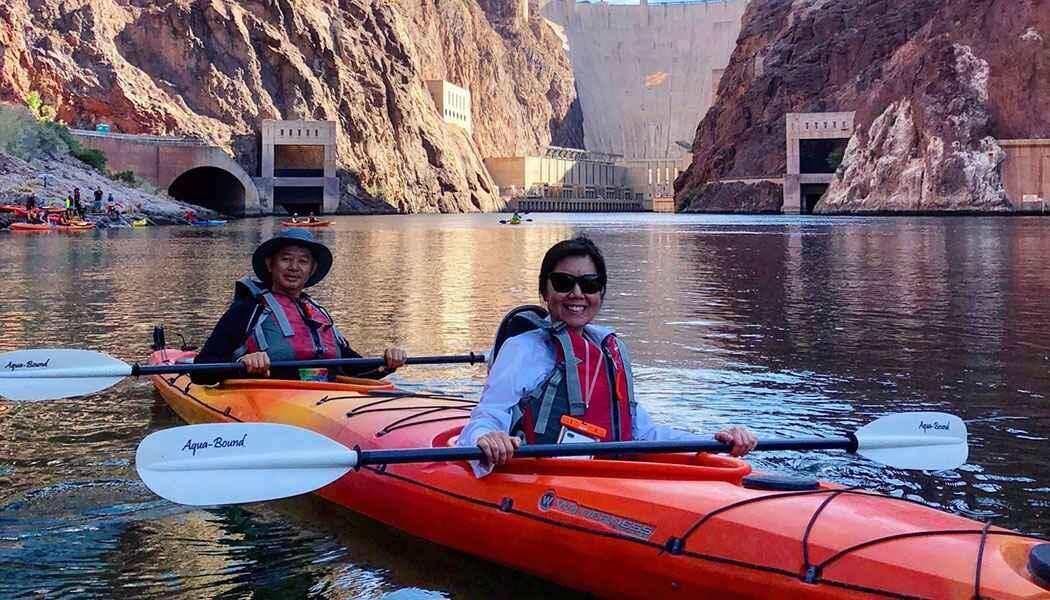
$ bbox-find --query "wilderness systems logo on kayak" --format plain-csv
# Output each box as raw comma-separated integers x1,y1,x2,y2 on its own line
538,490,655,541
4,358,50,371
918,420,951,433
182,434,248,456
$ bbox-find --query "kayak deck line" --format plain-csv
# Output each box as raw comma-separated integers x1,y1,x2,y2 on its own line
147,350,1049,599
666,484,1050,590
343,394,476,437
162,373,246,423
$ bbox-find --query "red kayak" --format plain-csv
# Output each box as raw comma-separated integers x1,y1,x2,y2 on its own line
147,348,1050,599
281,220,331,228
10,222,95,232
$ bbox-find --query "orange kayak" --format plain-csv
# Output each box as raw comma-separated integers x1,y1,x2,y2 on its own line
10,222,95,232
1,205,28,215
148,349,1049,599
281,220,331,227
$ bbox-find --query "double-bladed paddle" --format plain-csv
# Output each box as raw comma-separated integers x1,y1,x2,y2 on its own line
0,348,487,401
135,412,968,506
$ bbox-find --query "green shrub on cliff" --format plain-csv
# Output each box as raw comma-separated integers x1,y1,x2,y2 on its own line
110,170,136,184
0,103,68,160
0,101,108,172
24,91,58,122
57,126,107,172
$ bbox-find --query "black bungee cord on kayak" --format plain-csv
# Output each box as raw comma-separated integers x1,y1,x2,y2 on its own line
342,394,478,437
654,484,1050,596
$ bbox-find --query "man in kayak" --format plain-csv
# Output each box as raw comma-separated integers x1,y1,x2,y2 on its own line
191,229,407,384
458,236,757,476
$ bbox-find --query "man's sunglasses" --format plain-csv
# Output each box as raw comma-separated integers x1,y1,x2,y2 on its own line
549,272,605,294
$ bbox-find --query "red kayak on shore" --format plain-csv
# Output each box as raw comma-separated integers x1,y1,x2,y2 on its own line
10,221,95,232
145,348,1050,599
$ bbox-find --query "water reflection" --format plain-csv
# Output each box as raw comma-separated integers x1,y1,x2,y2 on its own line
0,214,1047,598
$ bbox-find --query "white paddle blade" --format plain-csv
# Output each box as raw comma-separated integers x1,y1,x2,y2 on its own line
136,423,357,506
0,349,132,401
855,412,968,471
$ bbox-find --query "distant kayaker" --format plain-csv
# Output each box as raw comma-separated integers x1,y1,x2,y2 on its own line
290,212,300,223
183,208,194,222
458,236,757,476
191,229,408,384
307,212,318,223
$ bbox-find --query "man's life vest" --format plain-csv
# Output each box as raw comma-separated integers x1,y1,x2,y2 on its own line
231,277,347,380
490,306,637,444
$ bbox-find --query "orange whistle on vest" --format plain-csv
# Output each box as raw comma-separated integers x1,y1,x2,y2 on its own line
560,415,607,440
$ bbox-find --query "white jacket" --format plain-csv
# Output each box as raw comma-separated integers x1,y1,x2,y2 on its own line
457,329,700,477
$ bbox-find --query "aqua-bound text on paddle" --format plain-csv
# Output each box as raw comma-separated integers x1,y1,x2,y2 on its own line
182,434,248,456
4,359,50,371
918,420,951,432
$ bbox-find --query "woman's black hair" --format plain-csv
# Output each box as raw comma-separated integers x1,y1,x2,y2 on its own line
538,236,607,299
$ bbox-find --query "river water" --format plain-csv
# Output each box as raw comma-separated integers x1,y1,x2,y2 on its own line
1,214,1048,598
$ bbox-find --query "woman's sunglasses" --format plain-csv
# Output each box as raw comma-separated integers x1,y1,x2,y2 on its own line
549,272,605,294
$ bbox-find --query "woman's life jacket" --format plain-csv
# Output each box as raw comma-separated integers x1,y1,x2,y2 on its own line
231,277,347,380
491,306,638,444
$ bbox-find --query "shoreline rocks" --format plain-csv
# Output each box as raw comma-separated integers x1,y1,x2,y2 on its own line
0,151,222,229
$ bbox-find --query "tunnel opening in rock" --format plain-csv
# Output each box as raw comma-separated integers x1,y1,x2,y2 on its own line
275,186,323,215
168,167,246,215
800,183,829,214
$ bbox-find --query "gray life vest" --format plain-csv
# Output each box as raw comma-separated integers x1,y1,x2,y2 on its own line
231,276,348,365
490,305,638,444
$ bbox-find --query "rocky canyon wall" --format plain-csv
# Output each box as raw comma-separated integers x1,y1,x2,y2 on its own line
676,0,1050,212
0,0,582,213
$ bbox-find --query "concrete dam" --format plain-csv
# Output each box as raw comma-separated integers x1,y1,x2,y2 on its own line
541,0,747,160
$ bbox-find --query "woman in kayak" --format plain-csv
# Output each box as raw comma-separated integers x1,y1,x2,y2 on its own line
191,228,407,384
459,236,757,476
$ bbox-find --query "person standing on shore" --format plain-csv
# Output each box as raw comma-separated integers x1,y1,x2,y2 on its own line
93,187,103,213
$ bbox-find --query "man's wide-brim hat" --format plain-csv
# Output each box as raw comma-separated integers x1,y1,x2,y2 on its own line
252,228,333,288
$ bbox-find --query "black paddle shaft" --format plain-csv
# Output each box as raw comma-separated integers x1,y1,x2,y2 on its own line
130,353,486,376
355,436,858,466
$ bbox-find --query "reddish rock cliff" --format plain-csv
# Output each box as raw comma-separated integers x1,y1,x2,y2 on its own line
0,0,581,213
676,0,1050,213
